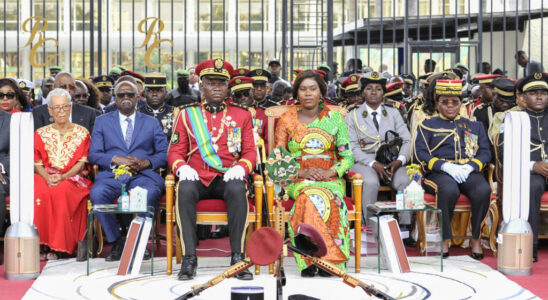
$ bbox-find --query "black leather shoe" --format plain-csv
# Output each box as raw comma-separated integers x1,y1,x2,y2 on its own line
210,225,229,239
318,268,332,277
442,252,450,259
231,253,253,280
403,237,416,247
533,245,538,263
301,265,317,277
178,254,198,281
197,225,211,240
143,248,151,261
105,238,125,262
471,252,484,260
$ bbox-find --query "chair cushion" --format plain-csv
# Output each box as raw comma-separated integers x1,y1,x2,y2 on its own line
541,192,548,210
425,193,496,207
279,196,355,212
196,198,256,213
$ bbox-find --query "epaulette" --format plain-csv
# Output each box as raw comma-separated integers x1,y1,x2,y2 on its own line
476,103,486,110
178,102,199,109
346,104,359,112
229,101,249,110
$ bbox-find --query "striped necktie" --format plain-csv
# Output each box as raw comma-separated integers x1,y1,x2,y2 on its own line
125,118,133,148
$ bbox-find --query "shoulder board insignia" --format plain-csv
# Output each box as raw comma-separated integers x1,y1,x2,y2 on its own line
347,104,359,112
229,102,249,110
179,103,199,109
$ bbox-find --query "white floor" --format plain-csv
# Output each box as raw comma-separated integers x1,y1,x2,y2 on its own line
23,255,539,300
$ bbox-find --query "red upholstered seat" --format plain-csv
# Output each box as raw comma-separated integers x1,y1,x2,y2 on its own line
424,193,497,207
195,198,256,213
541,192,548,209
5,195,9,206
280,196,355,212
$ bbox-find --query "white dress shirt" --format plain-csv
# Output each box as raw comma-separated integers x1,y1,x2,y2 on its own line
119,111,136,140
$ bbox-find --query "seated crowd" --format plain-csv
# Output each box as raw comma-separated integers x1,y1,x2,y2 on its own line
0,53,546,278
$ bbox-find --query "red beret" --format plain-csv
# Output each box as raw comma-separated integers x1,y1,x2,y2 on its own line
313,69,326,79
228,76,255,92
386,81,403,92
247,227,283,266
120,70,145,84
195,58,234,80
294,223,327,257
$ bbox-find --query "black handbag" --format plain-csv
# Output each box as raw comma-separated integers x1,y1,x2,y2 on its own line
375,130,403,165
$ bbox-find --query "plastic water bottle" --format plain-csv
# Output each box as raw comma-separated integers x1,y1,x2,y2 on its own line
396,190,404,210
120,192,130,211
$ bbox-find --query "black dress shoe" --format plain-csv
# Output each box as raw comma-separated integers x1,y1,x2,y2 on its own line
301,265,317,277
231,253,253,280
197,225,211,240
442,252,450,259
210,225,229,239
143,248,151,261
403,237,416,247
317,268,332,277
178,254,198,281
471,252,484,260
105,238,125,262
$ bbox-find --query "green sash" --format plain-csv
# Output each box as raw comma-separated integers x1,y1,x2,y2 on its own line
185,106,228,172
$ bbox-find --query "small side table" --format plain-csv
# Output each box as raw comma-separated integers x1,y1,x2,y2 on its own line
366,204,443,273
86,205,155,276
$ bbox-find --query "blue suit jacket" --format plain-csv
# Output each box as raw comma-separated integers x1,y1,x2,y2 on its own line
89,111,168,186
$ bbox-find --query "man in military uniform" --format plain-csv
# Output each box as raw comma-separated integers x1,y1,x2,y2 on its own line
49,66,62,78
232,68,250,78
229,76,268,150
165,70,201,107
247,69,278,109
470,74,503,110
499,73,548,262
473,77,516,140
488,78,526,144
400,73,416,103
345,72,413,234
339,74,362,108
93,75,115,112
405,74,429,124
138,72,176,141
168,58,256,281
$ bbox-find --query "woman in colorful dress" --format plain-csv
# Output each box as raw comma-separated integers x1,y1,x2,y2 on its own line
275,70,354,277
34,88,92,260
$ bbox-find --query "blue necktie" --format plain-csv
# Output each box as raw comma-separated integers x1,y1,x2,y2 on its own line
125,118,133,148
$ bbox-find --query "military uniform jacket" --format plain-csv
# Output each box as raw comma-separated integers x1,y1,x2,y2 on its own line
345,103,411,166
256,98,279,110
415,116,491,173
498,109,548,164
165,87,201,107
472,103,495,135
137,103,177,141
250,105,268,150
168,102,257,186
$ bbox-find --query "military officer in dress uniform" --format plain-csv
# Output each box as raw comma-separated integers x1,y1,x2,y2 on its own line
498,73,548,262
401,73,416,103
473,77,516,140
345,72,413,231
384,81,406,115
339,74,362,108
168,58,256,281
470,74,504,111
138,72,176,141
488,78,526,144
415,79,491,260
165,70,201,107
247,69,278,109
93,75,115,112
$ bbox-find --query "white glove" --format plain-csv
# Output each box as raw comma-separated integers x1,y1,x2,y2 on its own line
458,164,474,182
223,165,245,182
441,163,464,183
177,165,199,181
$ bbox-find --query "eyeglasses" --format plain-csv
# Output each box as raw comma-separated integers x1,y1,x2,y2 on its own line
116,92,136,99
439,99,461,106
234,90,250,98
99,87,112,93
0,92,16,99
74,93,90,99
253,83,266,88
49,104,72,112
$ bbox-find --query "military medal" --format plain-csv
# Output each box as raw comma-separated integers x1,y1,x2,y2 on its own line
464,130,479,158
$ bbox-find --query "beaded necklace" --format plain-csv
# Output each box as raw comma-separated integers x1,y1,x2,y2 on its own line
201,105,227,152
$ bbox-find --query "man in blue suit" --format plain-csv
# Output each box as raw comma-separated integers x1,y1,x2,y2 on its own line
90,80,168,261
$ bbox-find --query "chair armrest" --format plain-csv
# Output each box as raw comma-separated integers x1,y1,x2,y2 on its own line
349,173,363,215
253,174,264,226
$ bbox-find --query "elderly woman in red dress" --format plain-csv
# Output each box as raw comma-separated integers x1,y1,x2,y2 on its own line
34,88,92,260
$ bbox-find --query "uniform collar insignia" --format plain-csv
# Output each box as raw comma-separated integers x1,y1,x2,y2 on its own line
204,101,226,113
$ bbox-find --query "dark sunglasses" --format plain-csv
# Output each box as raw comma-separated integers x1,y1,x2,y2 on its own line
439,99,461,106
99,87,112,92
116,92,136,99
74,93,90,99
234,90,250,98
0,92,16,99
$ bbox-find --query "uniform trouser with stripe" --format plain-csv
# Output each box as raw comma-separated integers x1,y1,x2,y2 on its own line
423,172,490,240
529,174,546,247
176,177,248,256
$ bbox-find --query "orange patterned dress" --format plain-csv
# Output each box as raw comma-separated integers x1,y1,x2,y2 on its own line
275,105,354,271
33,124,92,254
